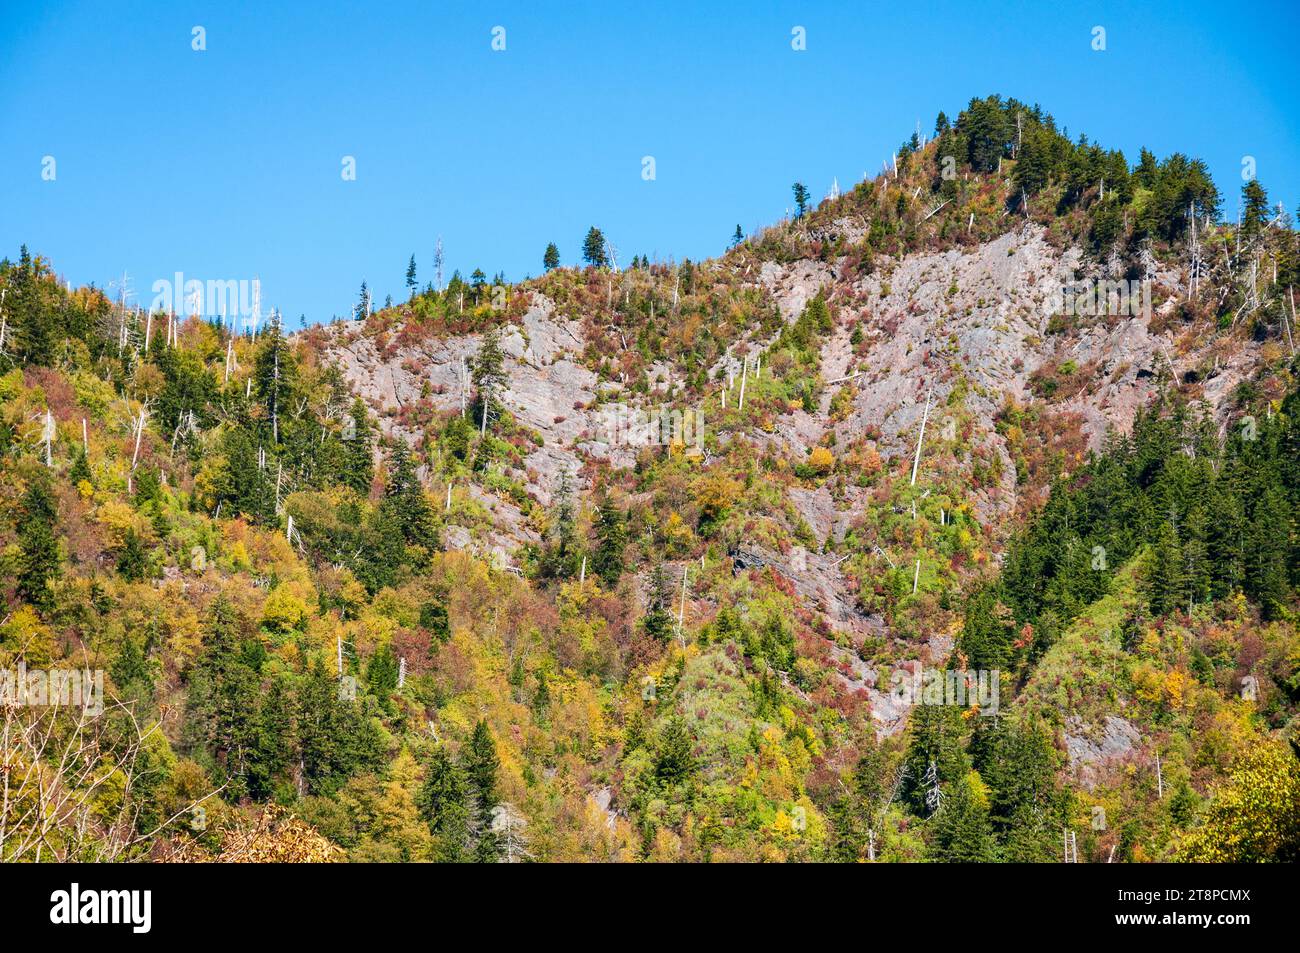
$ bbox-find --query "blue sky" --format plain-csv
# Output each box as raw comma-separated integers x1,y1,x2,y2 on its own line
2,0,1297,324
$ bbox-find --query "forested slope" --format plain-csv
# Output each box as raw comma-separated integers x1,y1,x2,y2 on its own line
2,95,1298,862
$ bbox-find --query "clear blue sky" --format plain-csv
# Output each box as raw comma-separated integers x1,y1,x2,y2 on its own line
3,0,1297,324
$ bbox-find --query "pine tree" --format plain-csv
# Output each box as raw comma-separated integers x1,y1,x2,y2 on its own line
1242,179,1270,239
731,224,744,247
543,242,560,271
902,704,970,815
470,327,508,436
252,316,296,445
382,439,438,552
653,717,696,788
464,719,502,861
17,475,60,611
366,643,399,699
117,527,149,581
420,600,451,647
582,227,608,267
405,255,418,298
342,398,374,496
248,676,295,800
642,561,674,642
417,747,473,862
182,598,260,793
930,774,998,862
355,280,370,320
591,493,627,587
1150,518,1185,616
110,634,153,701
68,448,92,487
792,182,810,218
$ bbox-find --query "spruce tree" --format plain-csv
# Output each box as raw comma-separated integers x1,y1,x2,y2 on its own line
465,719,502,861
543,242,560,271
417,747,472,862
17,474,60,611
591,493,627,587
582,227,608,267
342,398,374,496
470,328,507,436
930,774,997,862
792,182,810,218
382,439,438,552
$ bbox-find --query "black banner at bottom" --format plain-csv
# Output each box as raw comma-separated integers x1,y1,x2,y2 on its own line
0,861,1283,941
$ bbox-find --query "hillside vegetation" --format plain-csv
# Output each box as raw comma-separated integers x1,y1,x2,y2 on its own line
2,95,1298,862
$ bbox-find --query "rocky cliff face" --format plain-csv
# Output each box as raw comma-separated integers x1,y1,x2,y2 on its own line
320,221,1264,546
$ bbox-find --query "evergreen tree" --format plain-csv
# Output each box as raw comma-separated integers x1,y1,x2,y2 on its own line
543,242,560,271
247,676,294,799
792,182,810,218
470,328,508,435
382,439,438,552
110,634,153,701
420,600,451,647
653,717,696,788
366,643,400,699
929,774,997,862
416,747,473,862
960,95,1012,173
296,659,385,795
591,493,627,587
1242,179,1270,239
355,280,370,320
405,255,418,297
182,598,260,793
642,561,674,642
731,224,744,247
1150,518,1186,616
902,704,970,815
342,398,374,496
117,528,149,582
68,448,92,487
464,719,502,861
17,474,60,611
582,227,608,267
253,317,296,446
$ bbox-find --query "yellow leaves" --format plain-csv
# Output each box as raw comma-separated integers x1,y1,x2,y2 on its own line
70,370,116,417
828,384,856,422
261,586,310,639
95,498,148,547
225,540,252,572
807,446,835,474
0,606,58,668
1180,743,1300,862
1133,663,1192,714
170,806,345,863
662,511,695,556
696,472,741,522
